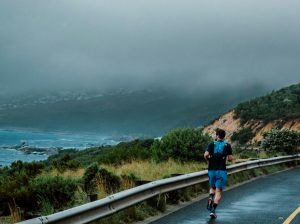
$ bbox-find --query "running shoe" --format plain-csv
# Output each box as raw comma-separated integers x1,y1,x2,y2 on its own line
210,212,217,219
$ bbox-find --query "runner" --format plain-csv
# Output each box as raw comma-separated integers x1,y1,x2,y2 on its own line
204,128,233,219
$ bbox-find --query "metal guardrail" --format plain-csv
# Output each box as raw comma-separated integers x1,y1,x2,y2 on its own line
17,154,300,224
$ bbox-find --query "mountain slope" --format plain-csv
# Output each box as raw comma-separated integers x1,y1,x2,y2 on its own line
204,83,300,144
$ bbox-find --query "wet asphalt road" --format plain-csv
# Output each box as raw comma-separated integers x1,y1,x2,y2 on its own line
151,167,300,224
292,215,300,224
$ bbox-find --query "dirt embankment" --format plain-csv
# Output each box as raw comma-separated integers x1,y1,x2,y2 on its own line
203,110,300,144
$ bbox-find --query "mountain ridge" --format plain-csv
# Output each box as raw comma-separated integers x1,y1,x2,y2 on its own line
204,82,300,144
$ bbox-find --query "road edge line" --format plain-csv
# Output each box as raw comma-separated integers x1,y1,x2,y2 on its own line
283,207,300,224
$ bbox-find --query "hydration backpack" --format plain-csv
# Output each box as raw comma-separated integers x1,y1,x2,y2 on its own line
212,140,227,160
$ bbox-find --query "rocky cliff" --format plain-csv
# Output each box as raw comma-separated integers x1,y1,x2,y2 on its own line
204,110,300,144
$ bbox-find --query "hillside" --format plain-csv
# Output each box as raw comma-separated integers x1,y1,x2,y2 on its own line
0,85,268,137
204,83,300,144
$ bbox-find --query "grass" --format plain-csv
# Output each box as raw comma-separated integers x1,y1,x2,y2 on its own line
8,199,21,223
0,217,12,224
102,159,208,181
42,150,282,182
233,149,287,160
36,159,208,203
40,168,85,178
35,154,275,206
40,159,207,181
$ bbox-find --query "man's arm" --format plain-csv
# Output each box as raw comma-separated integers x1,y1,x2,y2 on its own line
204,142,212,160
227,143,234,162
227,154,234,161
204,151,210,160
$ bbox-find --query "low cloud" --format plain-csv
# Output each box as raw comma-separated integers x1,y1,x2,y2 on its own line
0,0,299,96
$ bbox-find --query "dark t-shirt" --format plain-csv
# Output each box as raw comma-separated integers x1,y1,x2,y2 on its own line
206,140,232,171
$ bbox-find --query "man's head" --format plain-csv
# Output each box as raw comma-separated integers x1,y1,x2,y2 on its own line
215,128,226,140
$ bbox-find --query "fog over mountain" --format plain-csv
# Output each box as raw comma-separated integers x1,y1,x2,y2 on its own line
0,85,270,136
0,1,299,135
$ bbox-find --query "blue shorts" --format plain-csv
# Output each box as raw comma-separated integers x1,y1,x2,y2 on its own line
208,170,228,190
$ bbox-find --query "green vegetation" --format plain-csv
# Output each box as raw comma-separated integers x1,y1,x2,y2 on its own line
0,125,299,223
47,139,154,166
0,129,208,221
233,145,286,160
102,159,207,181
83,163,121,195
262,128,300,154
0,161,46,215
0,161,81,218
231,128,255,144
32,176,80,210
49,128,210,166
83,163,100,193
51,154,81,172
151,128,212,162
97,139,153,165
234,83,300,124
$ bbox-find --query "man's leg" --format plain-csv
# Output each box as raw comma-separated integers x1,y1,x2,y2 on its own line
207,187,215,210
207,171,216,210
210,171,227,219
214,188,222,204
210,188,221,218
209,187,215,201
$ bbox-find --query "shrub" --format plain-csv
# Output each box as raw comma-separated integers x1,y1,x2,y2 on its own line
82,162,99,193
0,161,84,215
82,163,121,194
51,154,81,173
97,168,121,193
98,139,153,165
9,160,45,178
0,173,34,215
231,128,255,144
151,128,212,162
31,176,80,210
261,128,300,154
0,162,42,215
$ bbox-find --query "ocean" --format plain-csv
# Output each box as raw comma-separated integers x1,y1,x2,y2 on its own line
0,128,121,167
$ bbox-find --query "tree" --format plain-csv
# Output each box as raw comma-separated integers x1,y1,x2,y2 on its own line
151,128,212,162
231,128,255,145
261,128,300,154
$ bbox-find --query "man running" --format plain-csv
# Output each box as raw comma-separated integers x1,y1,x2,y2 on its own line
204,128,233,219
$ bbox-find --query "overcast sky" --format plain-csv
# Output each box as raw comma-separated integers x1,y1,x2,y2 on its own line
0,0,300,96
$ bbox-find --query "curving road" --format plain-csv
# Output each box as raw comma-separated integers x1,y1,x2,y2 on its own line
151,167,300,224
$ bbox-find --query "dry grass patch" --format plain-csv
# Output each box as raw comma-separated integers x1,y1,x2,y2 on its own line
40,168,85,178
0,217,12,224
102,159,207,181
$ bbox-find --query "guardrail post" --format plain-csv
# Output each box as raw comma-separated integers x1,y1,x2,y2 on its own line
167,174,183,204
135,180,166,211
87,194,98,202
146,193,166,212
135,180,150,186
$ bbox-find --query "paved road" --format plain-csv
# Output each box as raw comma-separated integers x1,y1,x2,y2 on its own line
151,167,300,224
292,214,300,224
290,207,300,224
